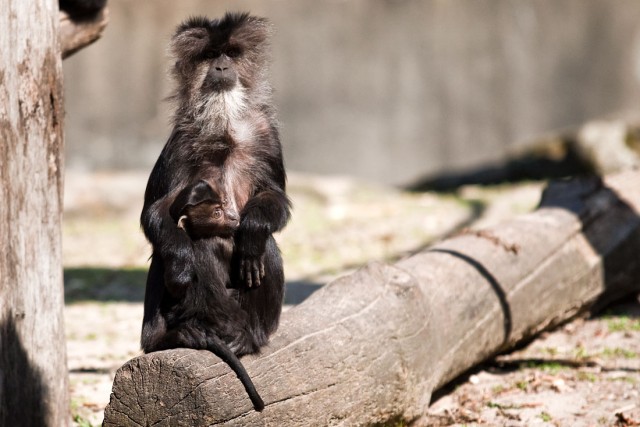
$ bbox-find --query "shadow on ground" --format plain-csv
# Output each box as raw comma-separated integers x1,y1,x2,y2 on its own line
64,267,148,303
407,143,589,192
429,293,640,406
0,314,48,425
64,267,324,305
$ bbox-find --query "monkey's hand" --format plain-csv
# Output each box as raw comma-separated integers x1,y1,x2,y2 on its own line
235,188,289,287
235,224,268,288
240,254,265,288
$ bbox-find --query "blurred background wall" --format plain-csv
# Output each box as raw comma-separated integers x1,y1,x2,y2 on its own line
63,0,640,186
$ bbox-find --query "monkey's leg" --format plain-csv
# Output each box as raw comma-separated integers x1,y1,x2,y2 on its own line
141,256,169,352
234,236,285,346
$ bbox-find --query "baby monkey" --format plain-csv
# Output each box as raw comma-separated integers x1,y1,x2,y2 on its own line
171,179,239,240
172,181,267,285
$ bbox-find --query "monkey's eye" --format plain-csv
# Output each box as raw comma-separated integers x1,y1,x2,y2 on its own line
213,209,222,218
226,46,242,58
204,50,221,60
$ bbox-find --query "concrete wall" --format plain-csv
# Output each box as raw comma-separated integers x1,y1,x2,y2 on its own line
63,0,640,185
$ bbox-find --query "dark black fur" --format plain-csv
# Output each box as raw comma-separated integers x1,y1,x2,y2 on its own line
59,0,106,21
145,180,263,410
140,13,290,410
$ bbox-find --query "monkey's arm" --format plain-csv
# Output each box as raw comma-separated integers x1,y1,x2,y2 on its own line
236,184,290,288
235,126,291,287
141,147,196,294
142,197,197,295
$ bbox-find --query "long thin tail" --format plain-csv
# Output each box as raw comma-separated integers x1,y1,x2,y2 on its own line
207,334,265,411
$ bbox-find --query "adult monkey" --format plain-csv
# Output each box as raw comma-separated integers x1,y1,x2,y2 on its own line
147,179,264,410
141,13,291,356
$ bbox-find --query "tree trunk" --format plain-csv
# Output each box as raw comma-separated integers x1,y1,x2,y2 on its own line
0,1,68,426
103,171,640,426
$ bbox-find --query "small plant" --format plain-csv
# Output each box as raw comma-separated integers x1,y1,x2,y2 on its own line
528,361,564,374
72,414,93,427
491,384,505,394
576,371,597,382
605,315,640,333
601,347,637,359
607,376,637,384
487,401,520,410
574,345,589,360
539,411,552,422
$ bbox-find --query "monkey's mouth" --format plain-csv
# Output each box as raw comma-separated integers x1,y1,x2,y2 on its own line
202,76,237,93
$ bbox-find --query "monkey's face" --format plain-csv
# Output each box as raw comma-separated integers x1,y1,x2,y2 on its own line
170,13,271,101
178,201,240,239
172,179,240,239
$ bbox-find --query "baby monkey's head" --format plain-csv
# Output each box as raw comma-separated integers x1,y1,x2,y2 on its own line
170,180,239,239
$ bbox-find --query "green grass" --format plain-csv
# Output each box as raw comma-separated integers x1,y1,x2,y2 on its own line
487,401,520,410
604,315,640,333
600,347,637,359
539,411,552,422
525,361,565,374
515,380,528,390
607,376,637,384
491,384,505,394
574,345,589,360
576,371,597,382
72,414,94,427
70,399,95,427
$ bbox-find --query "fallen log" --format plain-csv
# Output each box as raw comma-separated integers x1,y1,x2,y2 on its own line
103,171,640,426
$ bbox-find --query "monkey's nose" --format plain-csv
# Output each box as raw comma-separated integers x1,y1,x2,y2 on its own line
227,212,239,226
215,66,228,71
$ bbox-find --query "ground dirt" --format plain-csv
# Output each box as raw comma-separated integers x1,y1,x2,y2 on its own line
63,171,639,427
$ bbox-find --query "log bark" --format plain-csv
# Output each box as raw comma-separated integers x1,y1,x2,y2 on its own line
0,1,68,426
59,8,109,59
103,171,640,426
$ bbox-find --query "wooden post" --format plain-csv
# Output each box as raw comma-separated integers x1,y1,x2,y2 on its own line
103,171,640,426
0,1,68,425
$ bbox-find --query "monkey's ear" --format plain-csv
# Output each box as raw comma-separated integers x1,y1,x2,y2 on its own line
171,16,211,60
177,215,188,231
